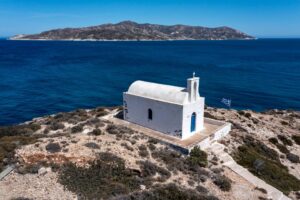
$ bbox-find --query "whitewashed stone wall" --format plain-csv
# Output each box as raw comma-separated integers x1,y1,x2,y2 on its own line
123,93,184,138
195,119,231,150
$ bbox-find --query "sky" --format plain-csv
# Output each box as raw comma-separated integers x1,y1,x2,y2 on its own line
0,0,300,38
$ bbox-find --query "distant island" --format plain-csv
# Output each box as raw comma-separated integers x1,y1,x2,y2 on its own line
10,21,254,41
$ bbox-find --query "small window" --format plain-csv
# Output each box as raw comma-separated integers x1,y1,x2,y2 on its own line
193,82,197,100
148,109,153,120
191,112,196,132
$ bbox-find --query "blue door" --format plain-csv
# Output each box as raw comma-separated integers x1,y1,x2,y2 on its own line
191,112,196,132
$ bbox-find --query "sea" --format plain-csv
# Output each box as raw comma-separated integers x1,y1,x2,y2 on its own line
0,39,299,125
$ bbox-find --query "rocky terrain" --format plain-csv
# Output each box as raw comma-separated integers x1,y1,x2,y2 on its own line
0,106,299,200
10,21,254,41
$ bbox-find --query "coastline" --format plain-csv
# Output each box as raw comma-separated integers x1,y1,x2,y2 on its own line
8,37,257,42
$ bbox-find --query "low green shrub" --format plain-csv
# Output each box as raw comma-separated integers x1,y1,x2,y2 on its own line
126,183,219,200
138,144,149,157
148,143,156,151
258,197,268,200
286,153,299,163
196,185,209,193
10,197,33,200
85,118,101,126
243,135,279,161
106,124,134,136
121,143,134,151
71,125,83,133
296,191,300,199
138,160,171,181
292,135,300,145
211,168,223,174
89,107,108,117
58,152,140,199
0,135,38,171
187,180,195,186
84,142,100,149
47,109,89,125
275,143,290,154
278,135,293,146
49,122,65,131
237,110,246,116
234,137,300,195
281,120,288,125
187,146,208,168
252,118,259,124
43,128,50,134
152,148,187,172
45,142,61,153
255,187,267,194
268,137,278,144
213,175,231,191
0,123,41,137
244,112,252,118
152,147,210,184
148,138,159,144
88,129,102,136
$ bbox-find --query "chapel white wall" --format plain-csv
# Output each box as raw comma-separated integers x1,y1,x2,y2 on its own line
123,93,183,138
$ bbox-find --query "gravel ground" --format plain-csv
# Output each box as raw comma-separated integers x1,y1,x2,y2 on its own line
0,171,76,200
0,107,298,200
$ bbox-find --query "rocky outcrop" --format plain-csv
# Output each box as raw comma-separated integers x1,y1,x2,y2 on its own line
0,107,299,200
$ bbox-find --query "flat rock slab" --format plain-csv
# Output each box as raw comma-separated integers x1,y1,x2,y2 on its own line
0,165,15,181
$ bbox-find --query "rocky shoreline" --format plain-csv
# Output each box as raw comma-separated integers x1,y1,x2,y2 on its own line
0,107,299,200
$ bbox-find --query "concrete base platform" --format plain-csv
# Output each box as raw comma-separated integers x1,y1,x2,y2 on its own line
104,111,231,153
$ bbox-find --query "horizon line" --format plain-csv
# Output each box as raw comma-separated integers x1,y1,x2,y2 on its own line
1,36,300,40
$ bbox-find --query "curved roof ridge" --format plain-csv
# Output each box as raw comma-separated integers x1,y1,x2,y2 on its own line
126,80,188,104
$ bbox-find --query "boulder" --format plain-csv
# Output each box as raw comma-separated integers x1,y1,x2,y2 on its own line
140,185,146,190
38,167,51,176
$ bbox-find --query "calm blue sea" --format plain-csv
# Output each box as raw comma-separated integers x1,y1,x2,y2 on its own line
0,39,299,125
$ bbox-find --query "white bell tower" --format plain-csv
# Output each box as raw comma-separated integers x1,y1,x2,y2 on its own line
187,72,200,102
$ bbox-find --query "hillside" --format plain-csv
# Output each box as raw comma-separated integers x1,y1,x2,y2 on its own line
0,107,299,200
10,21,254,41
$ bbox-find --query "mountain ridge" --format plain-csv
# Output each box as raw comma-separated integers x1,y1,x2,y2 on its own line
11,20,254,41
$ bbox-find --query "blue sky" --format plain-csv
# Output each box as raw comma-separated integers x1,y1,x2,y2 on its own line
0,0,299,37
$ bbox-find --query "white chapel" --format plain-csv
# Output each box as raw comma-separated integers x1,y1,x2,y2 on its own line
123,74,205,140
